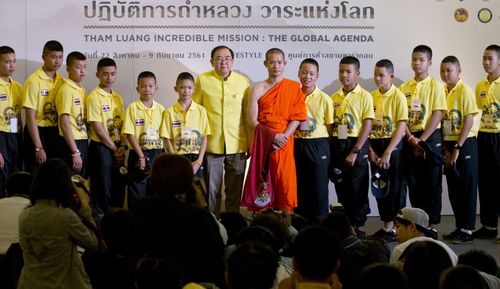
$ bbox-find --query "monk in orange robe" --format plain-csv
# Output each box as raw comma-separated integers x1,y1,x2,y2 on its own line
244,48,306,212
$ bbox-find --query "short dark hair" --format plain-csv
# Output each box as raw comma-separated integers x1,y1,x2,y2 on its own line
299,58,319,72
176,72,194,83
340,56,360,70
97,57,116,71
30,159,75,208
485,44,500,58
250,210,288,252
375,59,394,73
358,264,408,289
0,46,15,56
292,226,340,281
135,251,182,289
265,48,285,61
43,40,63,54
66,51,86,67
441,55,461,67
211,45,234,59
458,249,498,276
320,211,353,240
234,226,279,255
440,265,487,289
227,241,278,289
150,154,193,197
137,71,156,85
413,45,433,60
6,171,33,197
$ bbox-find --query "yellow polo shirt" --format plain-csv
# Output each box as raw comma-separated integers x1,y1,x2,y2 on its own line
475,76,500,133
22,67,65,127
331,84,375,137
443,79,479,141
370,85,408,139
160,101,211,154
87,86,124,143
123,99,164,150
400,76,447,132
295,86,334,139
192,70,249,154
55,79,87,140
0,77,23,133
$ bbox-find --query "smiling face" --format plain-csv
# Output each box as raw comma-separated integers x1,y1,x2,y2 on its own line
137,76,158,102
298,63,319,92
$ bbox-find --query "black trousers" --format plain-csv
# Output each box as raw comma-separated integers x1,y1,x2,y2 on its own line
477,132,500,228
58,136,89,178
370,138,404,222
294,138,330,224
444,137,478,230
0,132,19,197
127,149,164,203
23,125,59,173
330,137,370,227
403,130,443,225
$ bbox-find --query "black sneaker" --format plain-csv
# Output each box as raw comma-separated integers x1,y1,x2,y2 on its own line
472,227,497,239
443,229,461,240
452,231,474,244
371,228,396,243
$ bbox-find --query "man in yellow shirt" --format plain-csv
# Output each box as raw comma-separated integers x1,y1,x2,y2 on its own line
294,58,334,223
330,56,374,239
123,71,165,200
87,58,127,214
400,45,447,238
0,46,23,197
56,51,88,177
192,46,250,214
23,40,65,172
473,45,500,242
368,59,408,242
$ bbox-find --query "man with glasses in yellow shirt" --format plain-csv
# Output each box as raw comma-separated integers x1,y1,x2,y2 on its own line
192,46,250,214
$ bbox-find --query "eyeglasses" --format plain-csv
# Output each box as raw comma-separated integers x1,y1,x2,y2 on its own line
213,57,233,63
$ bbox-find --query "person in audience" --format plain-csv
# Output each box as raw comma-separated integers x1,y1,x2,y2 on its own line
356,263,408,289
458,249,499,277
440,265,487,289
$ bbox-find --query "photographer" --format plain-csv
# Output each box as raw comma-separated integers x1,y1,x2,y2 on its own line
17,159,98,289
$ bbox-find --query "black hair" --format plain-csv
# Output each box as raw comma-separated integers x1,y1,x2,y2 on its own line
219,212,248,246
250,210,288,251
357,264,408,289
0,46,15,56
150,154,193,197
135,251,182,289
66,51,86,67
210,45,234,59
42,40,63,54
97,57,116,71
234,225,279,255
176,72,195,83
6,171,33,197
458,249,498,276
137,71,157,85
375,59,394,73
265,48,285,61
30,159,75,207
320,211,353,240
340,56,360,70
440,265,487,289
299,58,319,72
485,44,500,58
441,55,461,67
413,45,433,60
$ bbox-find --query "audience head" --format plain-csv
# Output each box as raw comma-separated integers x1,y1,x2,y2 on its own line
100,208,133,255
250,209,288,252
440,265,487,289
458,249,498,276
6,171,33,197
234,225,278,255
320,211,354,240
356,264,408,289
219,212,248,246
292,226,340,283
135,252,182,289
150,154,194,197
401,241,453,289
226,241,278,289
30,159,76,207
394,207,430,242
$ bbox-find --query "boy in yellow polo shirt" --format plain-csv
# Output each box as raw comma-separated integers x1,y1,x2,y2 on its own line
439,56,479,244
23,40,65,172
330,56,374,238
123,71,165,199
87,57,127,214
368,59,408,242
400,45,447,238
294,58,334,224
473,44,500,242
55,51,88,177
0,46,23,197
161,72,210,179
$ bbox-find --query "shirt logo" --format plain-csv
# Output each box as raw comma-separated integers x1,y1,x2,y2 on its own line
74,98,81,105
0,94,6,101
40,89,49,96
480,91,486,98
102,105,111,112
172,120,181,127
405,93,411,98
135,118,144,126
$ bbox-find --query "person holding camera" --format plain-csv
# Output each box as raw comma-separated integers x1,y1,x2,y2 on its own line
17,159,98,289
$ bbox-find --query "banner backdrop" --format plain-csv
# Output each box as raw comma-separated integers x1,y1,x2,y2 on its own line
3,0,499,214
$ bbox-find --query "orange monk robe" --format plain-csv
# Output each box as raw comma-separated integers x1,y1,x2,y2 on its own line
257,78,306,211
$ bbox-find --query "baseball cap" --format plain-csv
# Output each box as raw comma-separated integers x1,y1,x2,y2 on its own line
418,140,444,166
395,207,429,229
371,166,390,198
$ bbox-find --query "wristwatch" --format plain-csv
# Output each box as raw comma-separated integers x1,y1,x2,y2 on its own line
351,146,360,154
35,147,44,152
454,143,462,151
